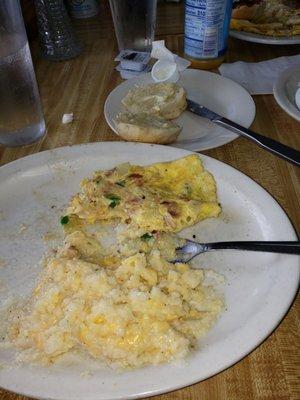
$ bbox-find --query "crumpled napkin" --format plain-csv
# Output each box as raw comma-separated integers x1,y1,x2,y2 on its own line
219,54,300,95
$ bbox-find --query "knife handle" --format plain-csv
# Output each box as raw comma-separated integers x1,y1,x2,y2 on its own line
215,117,300,167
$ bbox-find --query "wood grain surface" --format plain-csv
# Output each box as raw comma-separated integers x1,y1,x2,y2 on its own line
1,2,299,399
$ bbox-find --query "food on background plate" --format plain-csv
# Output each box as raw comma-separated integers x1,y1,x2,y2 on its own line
231,0,300,36
115,82,187,144
114,112,182,144
232,0,263,20
122,82,187,120
3,155,224,369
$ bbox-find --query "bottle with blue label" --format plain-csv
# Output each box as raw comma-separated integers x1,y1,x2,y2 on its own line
184,0,233,69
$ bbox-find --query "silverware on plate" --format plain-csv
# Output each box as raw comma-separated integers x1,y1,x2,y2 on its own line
183,99,300,166
173,239,300,263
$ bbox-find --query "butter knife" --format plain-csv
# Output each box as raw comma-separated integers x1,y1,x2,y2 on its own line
185,99,300,166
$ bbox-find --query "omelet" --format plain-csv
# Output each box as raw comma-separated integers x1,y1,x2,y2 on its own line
66,155,220,235
58,221,185,267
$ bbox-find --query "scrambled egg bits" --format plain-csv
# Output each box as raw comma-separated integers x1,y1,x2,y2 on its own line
10,252,223,368
8,155,224,368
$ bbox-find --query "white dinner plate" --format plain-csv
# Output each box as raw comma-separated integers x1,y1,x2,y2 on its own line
273,65,300,122
230,30,300,45
0,142,299,400
104,69,255,151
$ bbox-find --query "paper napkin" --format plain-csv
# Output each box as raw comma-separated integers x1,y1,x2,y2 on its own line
219,54,300,95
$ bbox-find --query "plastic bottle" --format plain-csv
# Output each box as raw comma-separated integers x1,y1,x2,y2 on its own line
184,0,233,70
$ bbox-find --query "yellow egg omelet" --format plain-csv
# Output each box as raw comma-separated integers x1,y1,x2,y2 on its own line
66,155,221,234
6,155,224,369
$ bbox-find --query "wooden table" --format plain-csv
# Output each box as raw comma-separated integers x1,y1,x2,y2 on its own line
1,2,299,399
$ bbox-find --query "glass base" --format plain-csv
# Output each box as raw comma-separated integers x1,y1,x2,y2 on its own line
0,122,46,147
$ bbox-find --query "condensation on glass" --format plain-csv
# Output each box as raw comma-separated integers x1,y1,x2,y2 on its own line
0,0,46,147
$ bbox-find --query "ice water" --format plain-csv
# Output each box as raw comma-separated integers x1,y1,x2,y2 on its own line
0,36,45,147
109,0,157,52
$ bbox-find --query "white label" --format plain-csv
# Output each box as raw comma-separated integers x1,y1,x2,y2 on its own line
184,0,231,59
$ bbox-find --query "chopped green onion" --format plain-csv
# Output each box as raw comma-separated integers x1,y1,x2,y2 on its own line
60,215,69,225
104,193,121,201
109,200,120,208
185,183,192,196
116,180,126,187
104,193,121,208
140,233,153,242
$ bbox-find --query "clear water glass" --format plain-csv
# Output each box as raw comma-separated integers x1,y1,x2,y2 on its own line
109,0,157,52
0,0,46,147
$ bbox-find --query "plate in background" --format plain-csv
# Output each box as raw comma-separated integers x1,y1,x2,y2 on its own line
104,69,255,151
273,65,300,122
0,142,299,400
230,30,300,45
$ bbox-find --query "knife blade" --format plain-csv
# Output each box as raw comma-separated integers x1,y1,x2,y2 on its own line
186,98,300,166
186,99,222,121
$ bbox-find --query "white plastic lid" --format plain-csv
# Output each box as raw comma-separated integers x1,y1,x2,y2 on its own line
151,59,179,83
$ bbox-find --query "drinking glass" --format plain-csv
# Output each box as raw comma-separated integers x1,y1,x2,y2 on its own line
0,0,46,147
109,0,157,52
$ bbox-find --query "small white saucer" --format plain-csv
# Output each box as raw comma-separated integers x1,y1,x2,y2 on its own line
273,65,300,122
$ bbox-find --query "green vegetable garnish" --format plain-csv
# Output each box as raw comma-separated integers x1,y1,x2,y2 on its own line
140,233,153,242
109,200,120,208
104,193,121,208
105,193,121,201
60,215,69,225
185,183,192,196
116,180,126,187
